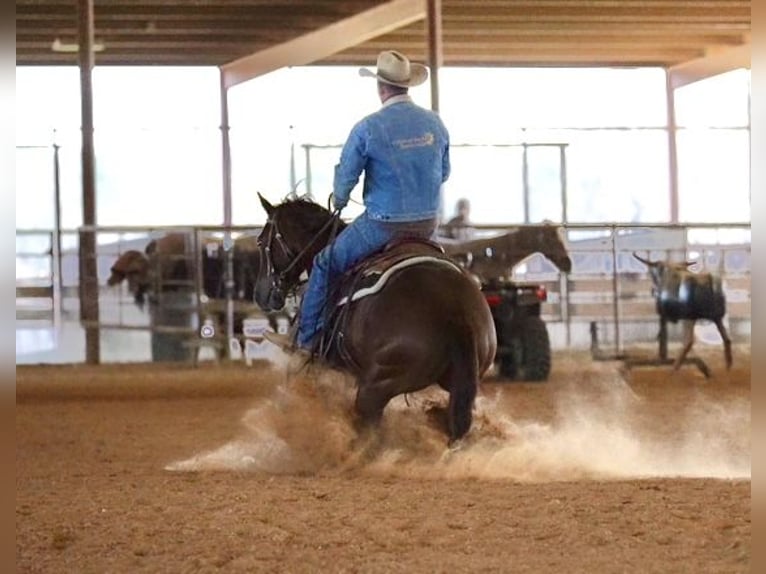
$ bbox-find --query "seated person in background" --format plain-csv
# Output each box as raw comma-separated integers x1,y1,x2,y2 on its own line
441,197,474,241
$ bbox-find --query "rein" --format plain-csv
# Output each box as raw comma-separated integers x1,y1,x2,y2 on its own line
264,208,342,293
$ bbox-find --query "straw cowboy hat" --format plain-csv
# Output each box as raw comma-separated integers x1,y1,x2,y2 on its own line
359,50,429,88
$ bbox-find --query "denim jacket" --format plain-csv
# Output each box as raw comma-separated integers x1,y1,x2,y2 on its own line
333,95,450,222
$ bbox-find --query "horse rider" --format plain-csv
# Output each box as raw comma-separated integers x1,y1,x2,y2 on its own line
266,49,451,355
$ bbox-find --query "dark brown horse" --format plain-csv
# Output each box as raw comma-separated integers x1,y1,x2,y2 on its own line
254,195,497,445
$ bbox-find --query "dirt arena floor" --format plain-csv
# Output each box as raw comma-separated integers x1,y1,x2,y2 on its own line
17,345,750,573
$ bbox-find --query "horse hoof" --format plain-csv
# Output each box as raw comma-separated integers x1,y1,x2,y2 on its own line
350,432,383,462
447,438,465,452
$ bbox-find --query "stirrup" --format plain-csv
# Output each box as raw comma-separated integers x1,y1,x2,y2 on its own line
264,331,294,351
263,331,312,359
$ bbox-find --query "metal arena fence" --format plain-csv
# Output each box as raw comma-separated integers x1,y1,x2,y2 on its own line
16,222,750,364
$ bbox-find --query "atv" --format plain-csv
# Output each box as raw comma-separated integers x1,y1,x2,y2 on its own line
481,277,551,381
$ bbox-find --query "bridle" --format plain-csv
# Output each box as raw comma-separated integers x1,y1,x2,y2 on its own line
258,207,342,301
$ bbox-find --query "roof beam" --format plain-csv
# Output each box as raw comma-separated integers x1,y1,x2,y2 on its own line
17,32,743,49
668,40,750,88
326,45,707,66
221,0,426,88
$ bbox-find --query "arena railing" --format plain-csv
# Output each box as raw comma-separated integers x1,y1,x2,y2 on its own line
15,222,750,364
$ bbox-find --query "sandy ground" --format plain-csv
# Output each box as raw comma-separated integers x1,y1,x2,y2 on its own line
17,346,750,573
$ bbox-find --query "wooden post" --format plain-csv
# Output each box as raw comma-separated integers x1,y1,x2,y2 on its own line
665,71,680,223
52,134,63,326
219,71,235,353
77,0,100,364
426,0,442,113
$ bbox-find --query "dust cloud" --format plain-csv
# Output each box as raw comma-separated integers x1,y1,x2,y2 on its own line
166,361,750,482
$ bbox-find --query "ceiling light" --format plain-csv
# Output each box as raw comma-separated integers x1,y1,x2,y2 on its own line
51,38,105,53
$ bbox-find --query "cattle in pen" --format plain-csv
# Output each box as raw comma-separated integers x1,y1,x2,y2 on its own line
107,233,285,347
633,252,732,370
107,232,223,309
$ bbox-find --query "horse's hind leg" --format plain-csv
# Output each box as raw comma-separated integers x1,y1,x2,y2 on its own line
714,318,733,369
439,355,479,445
447,380,477,445
353,377,401,435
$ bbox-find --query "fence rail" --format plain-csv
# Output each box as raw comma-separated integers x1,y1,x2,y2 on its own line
16,222,751,362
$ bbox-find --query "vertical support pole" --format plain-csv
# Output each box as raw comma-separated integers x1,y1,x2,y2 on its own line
522,143,530,223
426,0,442,113
304,144,313,198
747,72,751,209
560,270,570,348
219,71,235,353
192,228,203,367
77,0,100,364
558,144,571,346
610,225,621,355
559,144,568,224
52,133,64,326
665,70,680,223
289,125,298,195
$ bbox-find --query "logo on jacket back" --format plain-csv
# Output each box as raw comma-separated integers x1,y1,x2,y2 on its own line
394,132,435,149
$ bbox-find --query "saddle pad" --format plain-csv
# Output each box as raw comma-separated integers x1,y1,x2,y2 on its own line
337,255,463,306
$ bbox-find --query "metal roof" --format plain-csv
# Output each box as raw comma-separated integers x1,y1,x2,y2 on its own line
17,0,750,78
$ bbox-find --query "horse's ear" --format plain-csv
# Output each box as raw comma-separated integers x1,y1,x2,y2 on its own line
258,192,275,217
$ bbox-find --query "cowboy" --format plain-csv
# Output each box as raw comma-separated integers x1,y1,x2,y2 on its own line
266,50,451,355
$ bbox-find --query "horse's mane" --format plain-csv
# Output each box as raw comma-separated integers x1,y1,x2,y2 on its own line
277,197,330,219
277,197,345,234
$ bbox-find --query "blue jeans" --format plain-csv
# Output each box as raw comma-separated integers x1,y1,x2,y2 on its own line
296,212,435,348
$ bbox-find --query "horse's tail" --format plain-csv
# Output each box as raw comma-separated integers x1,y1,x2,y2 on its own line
446,327,480,444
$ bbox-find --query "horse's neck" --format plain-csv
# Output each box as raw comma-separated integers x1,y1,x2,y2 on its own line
294,214,337,272
504,227,542,263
